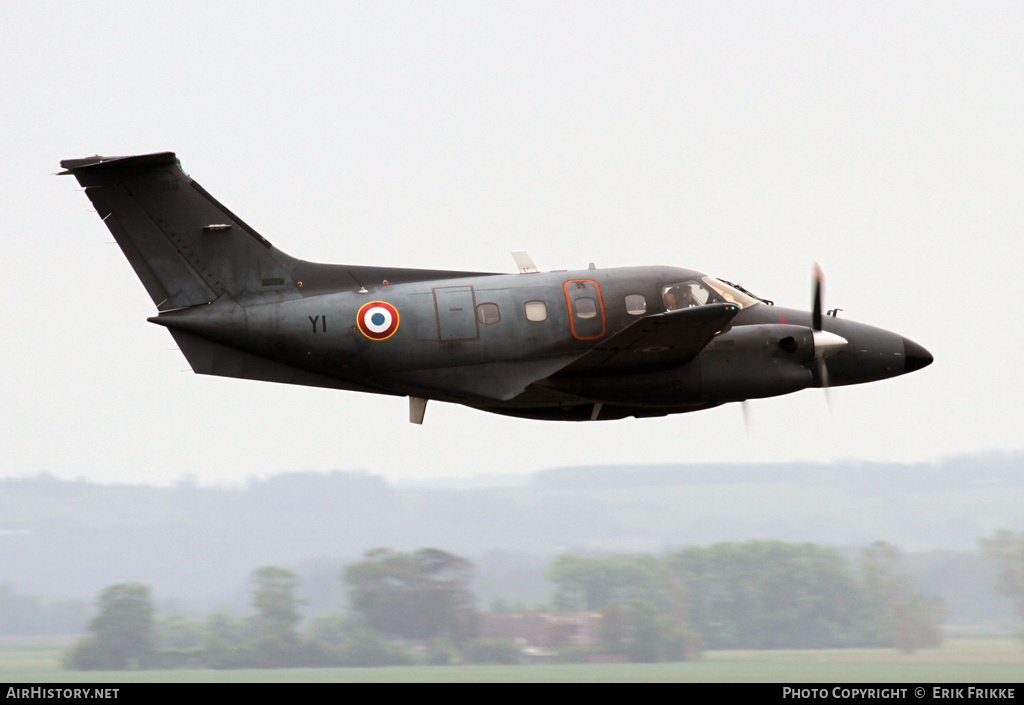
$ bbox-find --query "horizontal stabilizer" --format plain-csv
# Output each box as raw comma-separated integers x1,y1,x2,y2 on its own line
59,152,178,176
168,329,389,395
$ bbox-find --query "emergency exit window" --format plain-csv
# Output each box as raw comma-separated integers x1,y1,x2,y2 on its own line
575,297,598,319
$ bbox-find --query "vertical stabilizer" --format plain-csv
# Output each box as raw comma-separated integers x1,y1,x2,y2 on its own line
61,153,297,310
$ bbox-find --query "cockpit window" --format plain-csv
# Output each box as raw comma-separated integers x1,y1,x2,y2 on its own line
702,277,762,309
662,277,763,311
662,280,718,311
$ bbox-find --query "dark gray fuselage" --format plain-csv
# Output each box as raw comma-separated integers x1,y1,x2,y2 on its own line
151,264,924,421
61,152,932,423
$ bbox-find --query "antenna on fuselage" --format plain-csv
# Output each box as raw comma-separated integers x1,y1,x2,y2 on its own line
511,251,539,273
348,270,369,293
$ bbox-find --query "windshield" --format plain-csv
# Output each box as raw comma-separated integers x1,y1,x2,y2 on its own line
702,276,762,308
662,277,762,311
662,280,718,310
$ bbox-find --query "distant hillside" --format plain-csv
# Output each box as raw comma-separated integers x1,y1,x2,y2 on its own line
0,452,1020,628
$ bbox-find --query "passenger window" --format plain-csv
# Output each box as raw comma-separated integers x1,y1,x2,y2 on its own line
575,297,598,319
477,303,500,325
525,300,547,322
625,294,646,315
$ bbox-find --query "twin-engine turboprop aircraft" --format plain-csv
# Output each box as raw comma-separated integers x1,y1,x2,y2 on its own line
61,152,932,424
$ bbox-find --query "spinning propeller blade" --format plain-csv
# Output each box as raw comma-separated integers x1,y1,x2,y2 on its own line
811,263,845,408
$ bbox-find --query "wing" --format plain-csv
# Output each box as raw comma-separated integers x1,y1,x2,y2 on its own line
390,304,739,401
387,355,582,402
554,302,742,376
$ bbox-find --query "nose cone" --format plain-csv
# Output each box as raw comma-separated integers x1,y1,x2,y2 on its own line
902,337,933,373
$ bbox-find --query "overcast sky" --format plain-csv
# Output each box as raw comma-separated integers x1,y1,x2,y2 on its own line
2,1,1021,486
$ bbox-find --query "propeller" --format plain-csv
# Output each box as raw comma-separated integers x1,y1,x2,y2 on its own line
812,263,824,332
744,264,847,431
810,263,847,408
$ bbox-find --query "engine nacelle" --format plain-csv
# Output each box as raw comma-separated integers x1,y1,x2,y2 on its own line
544,324,816,406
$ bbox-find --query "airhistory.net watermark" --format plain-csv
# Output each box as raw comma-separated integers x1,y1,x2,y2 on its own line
6,689,118,699
781,687,1016,700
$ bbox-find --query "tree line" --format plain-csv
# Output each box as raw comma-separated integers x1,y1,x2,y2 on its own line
64,533,1024,670
0,585,88,636
548,540,946,657
66,549,479,669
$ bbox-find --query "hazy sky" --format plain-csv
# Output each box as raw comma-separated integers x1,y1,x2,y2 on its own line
3,2,1021,486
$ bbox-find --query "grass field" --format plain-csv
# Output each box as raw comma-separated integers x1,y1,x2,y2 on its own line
1,638,1020,683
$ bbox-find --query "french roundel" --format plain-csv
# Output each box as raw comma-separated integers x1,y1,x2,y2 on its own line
356,301,400,340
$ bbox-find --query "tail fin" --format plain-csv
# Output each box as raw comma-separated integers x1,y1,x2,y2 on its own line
61,152,297,310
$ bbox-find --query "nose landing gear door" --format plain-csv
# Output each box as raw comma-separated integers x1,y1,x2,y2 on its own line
563,279,606,341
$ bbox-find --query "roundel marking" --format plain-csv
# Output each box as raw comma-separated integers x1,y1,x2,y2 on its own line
356,301,400,340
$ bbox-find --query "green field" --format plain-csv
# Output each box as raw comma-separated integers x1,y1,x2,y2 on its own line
1,638,1020,683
